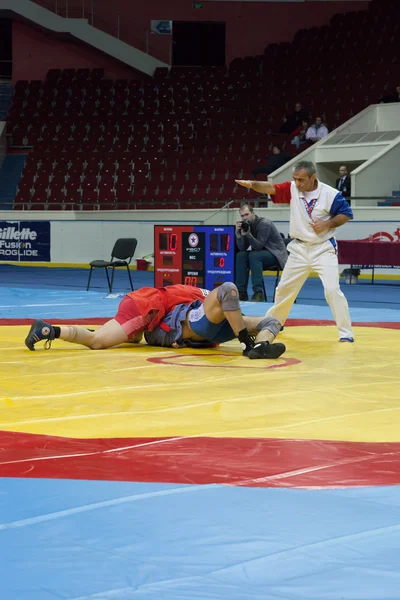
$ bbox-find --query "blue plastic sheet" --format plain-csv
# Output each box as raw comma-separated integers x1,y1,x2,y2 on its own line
1,479,400,600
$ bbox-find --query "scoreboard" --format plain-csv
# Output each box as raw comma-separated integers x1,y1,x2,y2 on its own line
154,225,235,289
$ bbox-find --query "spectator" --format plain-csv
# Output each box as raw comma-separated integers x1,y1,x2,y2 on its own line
279,102,310,134
379,85,400,103
291,120,309,149
235,203,288,302
252,145,292,178
335,165,351,201
306,117,329,143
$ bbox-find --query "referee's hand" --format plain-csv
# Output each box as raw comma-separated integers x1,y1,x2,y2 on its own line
235,180,253,189
311,220,330,234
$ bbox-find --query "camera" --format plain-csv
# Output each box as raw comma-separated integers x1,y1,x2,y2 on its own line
240,219,251,233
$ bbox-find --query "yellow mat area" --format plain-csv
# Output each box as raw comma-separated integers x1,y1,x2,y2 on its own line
1,325,399,443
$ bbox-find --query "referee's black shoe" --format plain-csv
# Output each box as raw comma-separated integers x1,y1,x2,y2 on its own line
248,341,286,359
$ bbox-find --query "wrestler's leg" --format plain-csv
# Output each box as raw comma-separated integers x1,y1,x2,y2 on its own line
58,319,128,349
201,282,257,354
25,296,152,351
243,316,282,344
60,308,156,350
202,282,245,336
25,317,128,351
243,315,286,359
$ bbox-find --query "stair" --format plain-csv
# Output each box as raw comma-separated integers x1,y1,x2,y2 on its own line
0,0,169,76
0,83,13,120
0,155,27,210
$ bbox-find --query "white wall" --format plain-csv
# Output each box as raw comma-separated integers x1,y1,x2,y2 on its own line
314,143,386,164
333,104,400,135
336,106,378,135
0,207,399,264
377,104,400,132
352,141,400,198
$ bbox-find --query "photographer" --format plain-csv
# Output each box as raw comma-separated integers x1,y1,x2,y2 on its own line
235,204,288,302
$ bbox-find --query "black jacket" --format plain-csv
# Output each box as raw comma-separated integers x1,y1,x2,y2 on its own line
264,151,292,174
380,92,400,104
336,176,351,198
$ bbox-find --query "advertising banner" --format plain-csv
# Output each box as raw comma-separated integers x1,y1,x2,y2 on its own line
0,221,51,262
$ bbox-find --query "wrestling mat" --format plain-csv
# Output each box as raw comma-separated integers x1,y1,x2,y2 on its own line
1,281,400,599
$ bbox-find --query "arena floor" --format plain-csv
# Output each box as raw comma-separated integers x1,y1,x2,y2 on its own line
1,265,400,600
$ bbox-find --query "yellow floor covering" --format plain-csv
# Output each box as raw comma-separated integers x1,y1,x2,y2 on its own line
1,325,399,443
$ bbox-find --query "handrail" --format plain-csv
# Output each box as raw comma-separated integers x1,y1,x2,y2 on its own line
31,0,171,63
201,200,234,225
2,198,400,212
0,200,232,212
4,199,400,206
92,0,143,31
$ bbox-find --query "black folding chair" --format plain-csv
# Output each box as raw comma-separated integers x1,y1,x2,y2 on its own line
87,238,138,292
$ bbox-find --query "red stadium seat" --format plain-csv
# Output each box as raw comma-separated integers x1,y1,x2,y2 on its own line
7,5,399,212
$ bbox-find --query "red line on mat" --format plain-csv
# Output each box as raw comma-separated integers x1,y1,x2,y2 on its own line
0,430,400,489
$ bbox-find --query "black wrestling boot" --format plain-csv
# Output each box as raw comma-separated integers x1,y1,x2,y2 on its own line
248,341,286,359
238,328,255,356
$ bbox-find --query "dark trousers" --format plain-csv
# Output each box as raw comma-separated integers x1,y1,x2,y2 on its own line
235,250,278,293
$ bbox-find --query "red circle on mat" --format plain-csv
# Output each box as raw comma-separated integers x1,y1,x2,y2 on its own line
147,353,301,369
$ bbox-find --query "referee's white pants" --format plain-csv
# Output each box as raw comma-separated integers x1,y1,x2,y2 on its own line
266,239,354,340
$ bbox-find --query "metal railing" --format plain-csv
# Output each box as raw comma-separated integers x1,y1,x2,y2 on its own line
201,200,234,225
3,196,400,213
0,199,233,212
31,0,170,63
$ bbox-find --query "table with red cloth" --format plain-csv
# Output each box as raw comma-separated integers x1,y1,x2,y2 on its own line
338,240,400,283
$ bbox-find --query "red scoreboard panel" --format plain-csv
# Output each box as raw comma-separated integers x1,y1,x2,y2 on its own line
154,225,235,289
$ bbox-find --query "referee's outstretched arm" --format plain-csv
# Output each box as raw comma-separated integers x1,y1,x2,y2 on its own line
235,180,276,195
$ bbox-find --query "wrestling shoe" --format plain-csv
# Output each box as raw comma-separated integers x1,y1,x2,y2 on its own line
248,341,286,359
339,337,354,343
241,333,256,356
25,319,56,351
